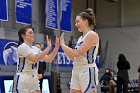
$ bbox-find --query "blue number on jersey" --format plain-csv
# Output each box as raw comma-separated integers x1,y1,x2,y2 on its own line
32,63,37,69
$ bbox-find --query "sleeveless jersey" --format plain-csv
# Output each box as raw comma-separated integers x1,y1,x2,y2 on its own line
73,31,99,66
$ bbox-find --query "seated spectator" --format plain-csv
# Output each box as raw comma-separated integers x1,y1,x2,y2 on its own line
100,69,116,93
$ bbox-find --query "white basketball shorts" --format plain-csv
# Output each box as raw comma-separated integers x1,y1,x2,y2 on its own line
13,73,40,93
70,65,99,93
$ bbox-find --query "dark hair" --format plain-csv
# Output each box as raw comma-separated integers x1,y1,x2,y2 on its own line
35,42,41,46
77,8,95,27
105,71,112,81
18,25,33,43
118,53,126,61
138,66,140,73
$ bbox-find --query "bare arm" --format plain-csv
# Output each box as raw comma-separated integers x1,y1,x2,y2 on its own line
60,44,75,61
60,32,99,61
76,32,99,55
60,33,76,61
43,36,60,62
26,35,52,63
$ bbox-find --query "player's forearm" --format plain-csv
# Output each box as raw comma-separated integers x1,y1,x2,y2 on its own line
61,44,78,61
34,47,51,62
64,52,74,61
44,47,58,62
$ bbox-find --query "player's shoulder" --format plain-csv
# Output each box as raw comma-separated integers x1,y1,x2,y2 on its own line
18,43,26,49
87,31,99,38
88,31,98,36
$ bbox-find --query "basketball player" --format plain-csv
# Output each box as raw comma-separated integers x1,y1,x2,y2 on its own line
13,26,59,93
60,8,99,93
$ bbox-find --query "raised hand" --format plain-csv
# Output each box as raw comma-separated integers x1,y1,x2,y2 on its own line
46,35,52,48
55,36,60,49
60,32,65,46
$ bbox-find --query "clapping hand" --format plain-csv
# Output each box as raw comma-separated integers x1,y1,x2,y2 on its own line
46,35,52,48
60,32,65,46
55,36,60,50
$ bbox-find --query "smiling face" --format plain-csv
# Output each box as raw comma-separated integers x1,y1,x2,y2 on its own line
22,28,34,43
75,16,87,32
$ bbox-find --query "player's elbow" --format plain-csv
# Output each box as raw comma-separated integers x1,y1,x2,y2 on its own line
73,52,81,58
44,57,54,63
32,58,40,63
46,59,53,63
32,56,42,63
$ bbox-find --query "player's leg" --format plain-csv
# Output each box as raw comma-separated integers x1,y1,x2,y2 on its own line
31,90,40,93
70,69,82,93
13,74,30,93
70,89,82,93
79,66,98,93
30,75,40,93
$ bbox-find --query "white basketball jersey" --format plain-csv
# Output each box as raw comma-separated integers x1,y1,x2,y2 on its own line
16,43,41,74
73,31,99,66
